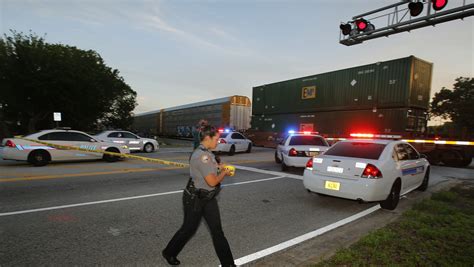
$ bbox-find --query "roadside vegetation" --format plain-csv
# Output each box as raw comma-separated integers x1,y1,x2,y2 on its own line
316,182,474,266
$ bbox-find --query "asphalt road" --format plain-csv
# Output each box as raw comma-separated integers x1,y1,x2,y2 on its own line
1,142,473,266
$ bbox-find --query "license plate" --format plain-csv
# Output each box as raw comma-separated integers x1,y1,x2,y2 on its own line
308,151,319,156
325,181,340,191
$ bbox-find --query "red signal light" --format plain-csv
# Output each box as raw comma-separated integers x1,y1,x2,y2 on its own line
432,0,448,11
361,164,383,178
355,19,368,31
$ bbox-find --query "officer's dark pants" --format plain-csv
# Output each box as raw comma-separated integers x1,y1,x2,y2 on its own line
163,195,234,266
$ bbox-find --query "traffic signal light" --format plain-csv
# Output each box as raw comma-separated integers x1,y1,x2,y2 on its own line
340,23,351,35
432,0,448,11
355,19,368,31
355,19,375,33
408,2,424,17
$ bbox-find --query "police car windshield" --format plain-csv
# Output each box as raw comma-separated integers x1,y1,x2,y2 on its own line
324,142,386,160
219,133,230,138
289,136,328,146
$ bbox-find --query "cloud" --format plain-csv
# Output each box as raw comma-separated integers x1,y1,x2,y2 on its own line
139,12,224,50
25,0,252,55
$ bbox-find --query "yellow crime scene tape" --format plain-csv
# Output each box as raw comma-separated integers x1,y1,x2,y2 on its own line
402,139,474,145
326,137,474,145
18,137,190,168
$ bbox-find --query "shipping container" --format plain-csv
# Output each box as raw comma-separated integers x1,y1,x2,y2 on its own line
252,56,432,115
132,95,251,137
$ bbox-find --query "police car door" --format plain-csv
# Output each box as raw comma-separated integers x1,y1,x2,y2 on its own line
231,133,244,152
66,132,102,160
403,143,425,189
121,132,142,152
37,132,77,160
394,143,419,193
277,135,290,160
106,132,125,146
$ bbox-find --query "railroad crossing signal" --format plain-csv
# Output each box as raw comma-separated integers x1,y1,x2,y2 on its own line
339,0,473,46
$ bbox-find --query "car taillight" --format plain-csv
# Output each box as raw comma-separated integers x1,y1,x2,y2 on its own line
361,164,383,179
306,158,313,170
289,148,297,156
219,139,227,144
5,140,15,148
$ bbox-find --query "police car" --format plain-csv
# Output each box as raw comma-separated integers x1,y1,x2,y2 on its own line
303,135,430,210
275,131,330,171
212,129,252,156
1,129,130,166
94,130,159,153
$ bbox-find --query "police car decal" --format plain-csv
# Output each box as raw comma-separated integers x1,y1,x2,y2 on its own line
402,166,424,176
80,144,97,150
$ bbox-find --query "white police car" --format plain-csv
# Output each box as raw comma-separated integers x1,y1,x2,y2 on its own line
212,129,252,156
275,131,330,171
1,129,130,166
94,130,159,153
303,136,430,210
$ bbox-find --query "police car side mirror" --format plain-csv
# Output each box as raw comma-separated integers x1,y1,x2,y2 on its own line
420,154,427,159
90,138,97,142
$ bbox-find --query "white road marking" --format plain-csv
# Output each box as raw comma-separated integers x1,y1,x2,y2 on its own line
0,176,287,217
0,190,182,217
223,176,286,187
233,165,303,180
234,205,381,266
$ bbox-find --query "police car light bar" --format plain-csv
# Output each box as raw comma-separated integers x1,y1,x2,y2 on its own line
350,133,402,139
288,130,320,135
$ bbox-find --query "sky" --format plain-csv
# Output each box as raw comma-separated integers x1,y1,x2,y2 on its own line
1,0,473,125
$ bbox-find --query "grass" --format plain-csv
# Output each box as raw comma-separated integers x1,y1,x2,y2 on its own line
315,183,474,266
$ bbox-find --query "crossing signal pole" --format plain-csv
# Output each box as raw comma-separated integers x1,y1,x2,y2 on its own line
339,0,474,46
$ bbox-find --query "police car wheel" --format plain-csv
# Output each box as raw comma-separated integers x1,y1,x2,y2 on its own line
28,150,50,167
246,143,252,153
144,143,154,153
380,180,401,210
103,148,120,162
416,168,430,191
228,145,235,156
274,151,282,163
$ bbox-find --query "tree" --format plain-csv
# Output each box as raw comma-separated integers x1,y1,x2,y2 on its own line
0,30,137,137
430,77,474,137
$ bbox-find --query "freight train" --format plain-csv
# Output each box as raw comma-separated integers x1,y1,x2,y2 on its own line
247,56,473,167
132,95,251,138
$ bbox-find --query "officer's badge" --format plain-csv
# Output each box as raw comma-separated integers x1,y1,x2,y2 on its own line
201,154,210,163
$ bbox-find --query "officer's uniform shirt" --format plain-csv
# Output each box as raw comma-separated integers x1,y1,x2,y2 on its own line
190,145,218,191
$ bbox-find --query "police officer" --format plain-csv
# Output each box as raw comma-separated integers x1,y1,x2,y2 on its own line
162,125,235,266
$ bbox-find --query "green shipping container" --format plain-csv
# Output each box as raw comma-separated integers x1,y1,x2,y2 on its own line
252,56,432,115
